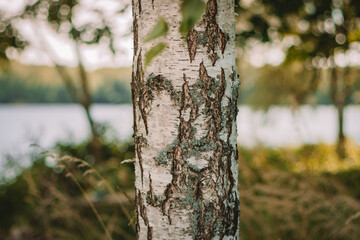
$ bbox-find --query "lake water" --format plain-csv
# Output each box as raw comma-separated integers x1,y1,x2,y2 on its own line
0,104,359,170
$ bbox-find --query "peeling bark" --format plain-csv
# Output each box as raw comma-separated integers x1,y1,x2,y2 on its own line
132,0,239,239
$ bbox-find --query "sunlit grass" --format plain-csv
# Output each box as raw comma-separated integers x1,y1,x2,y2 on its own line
240,139,360,173
293,140,360,173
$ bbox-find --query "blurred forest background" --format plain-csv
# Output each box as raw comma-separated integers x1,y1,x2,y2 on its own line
1,0,360,239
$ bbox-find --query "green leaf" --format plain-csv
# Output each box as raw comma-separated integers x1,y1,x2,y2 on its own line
144,18,169,42
180,0,206,35
145,43,167,66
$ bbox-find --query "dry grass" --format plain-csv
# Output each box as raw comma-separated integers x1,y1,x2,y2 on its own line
239,144,360,240
1,152,135,240
1,141,359,240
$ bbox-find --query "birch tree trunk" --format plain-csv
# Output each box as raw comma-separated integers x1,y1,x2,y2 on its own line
131,0,240,239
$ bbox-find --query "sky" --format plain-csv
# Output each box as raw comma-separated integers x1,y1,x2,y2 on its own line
0,0,134,70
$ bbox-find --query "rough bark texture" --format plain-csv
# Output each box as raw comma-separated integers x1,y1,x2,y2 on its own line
131,0,240,239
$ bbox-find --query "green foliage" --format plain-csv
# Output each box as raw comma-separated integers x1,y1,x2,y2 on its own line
237,0,360,59
180,0,206,35
92,80,131,104
0,74,72,103
0,74,132,104
0,137,135,239
145,43,167,66
0,22,27,62
46,0,79,29
241,63,360,109
0,171,30,232
144,18,169,42
0,0,128,61
245,63,320,110
22,0,118,50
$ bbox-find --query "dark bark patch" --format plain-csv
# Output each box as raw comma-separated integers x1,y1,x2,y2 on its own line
149,173,154,204
135,51,150,135
147,226,153,240
210,52,219,66
162,184,174,224
180,74,198,137
219,28,229,55
204,0,218,59
138,0,142,14
147,73,182,104
226,98,233,144
205,0,217,23
132,51,146,185
215,68,226,127
187,28,197,63
137,190,149,226
137,190,155,240
199,61,215,90
135,191,140,236
197,0,229,65
134,135,145,185
232,197,240,236
172,146,183,188
131,74,138,135
133,15,138,55
218,68,226,97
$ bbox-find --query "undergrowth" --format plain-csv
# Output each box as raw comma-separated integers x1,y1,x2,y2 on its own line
0,138,359,240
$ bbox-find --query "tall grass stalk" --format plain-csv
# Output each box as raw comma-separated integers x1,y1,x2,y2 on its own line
62,167,113,240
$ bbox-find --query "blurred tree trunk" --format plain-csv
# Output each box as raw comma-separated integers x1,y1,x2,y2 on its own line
330,67,344,157
53,48,103,161
34,24,103,161
131,0,240,239
74,40,103,161
330,67,353,158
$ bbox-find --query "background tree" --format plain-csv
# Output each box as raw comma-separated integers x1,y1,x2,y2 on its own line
132,0,240,239
236,0,360,156
0,0,129,161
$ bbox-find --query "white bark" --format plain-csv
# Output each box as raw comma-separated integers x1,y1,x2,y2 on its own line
132,0,240,239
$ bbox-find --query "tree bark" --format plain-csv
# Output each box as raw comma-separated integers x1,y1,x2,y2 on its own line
131,0,240,239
